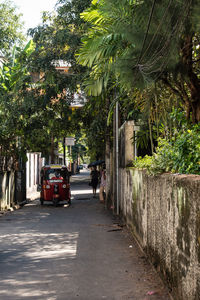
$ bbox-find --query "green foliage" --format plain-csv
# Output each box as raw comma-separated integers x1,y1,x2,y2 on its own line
0,0,94,166
25,0,92,161
133,124,200,175
0,41,36,159
0,39,79,160
132,155,153,170
0,0,25,55
56,0,91,27
77,0,189,93
78,0,200,123
0,40,35,93
80,96,111,161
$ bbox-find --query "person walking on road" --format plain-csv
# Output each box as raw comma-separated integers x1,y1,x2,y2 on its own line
90,166,99,197
99,169,106,203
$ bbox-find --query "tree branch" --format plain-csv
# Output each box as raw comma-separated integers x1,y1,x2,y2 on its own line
161,77,184,102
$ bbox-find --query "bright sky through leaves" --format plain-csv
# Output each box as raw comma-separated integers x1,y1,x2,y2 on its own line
11,0,57,32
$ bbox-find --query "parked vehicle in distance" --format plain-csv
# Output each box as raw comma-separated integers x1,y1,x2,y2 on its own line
39,164,71,206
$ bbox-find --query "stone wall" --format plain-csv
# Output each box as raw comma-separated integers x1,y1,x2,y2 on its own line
119,168,200,300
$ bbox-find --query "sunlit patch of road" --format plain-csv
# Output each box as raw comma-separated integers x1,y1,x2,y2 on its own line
70,169,98,198
0,232,78,260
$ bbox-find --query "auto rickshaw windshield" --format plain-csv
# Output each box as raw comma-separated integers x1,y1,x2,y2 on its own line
44,168,69,181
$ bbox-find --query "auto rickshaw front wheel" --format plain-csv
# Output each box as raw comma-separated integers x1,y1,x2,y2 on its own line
53,197,59,207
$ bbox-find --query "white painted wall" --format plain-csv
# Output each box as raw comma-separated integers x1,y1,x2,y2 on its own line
26,153,44,194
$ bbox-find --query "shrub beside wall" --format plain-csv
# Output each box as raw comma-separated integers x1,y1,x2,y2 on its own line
119,168,200,300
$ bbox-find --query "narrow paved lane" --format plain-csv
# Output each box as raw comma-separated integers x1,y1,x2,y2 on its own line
0,170,171,300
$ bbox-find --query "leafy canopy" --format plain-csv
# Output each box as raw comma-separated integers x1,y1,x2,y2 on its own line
0,0,25,55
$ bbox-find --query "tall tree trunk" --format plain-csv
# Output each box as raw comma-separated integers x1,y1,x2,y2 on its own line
148,118,154,155
105,97,113,209
50,135,55,164
112,101,116,211
182,34,200,123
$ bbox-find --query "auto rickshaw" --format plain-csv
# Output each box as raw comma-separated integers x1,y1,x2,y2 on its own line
40,164,71,206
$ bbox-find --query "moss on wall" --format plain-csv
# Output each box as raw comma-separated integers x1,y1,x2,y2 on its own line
119,168,200,300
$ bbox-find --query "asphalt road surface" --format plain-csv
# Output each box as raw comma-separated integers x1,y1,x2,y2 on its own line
0,170,172,300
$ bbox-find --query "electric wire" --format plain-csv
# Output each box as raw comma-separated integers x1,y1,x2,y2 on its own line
137,0,157,65
134,0,193,83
